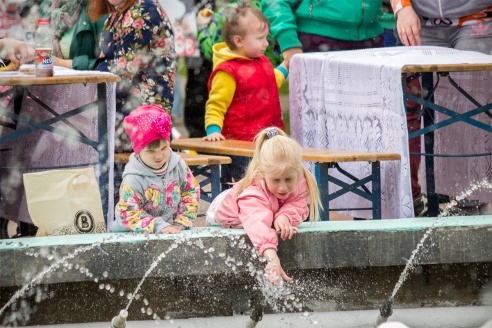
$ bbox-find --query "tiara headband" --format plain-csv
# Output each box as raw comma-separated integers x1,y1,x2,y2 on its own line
267,129,278,139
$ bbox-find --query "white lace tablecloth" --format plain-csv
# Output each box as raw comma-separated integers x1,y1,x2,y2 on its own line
0,66,117,223
289,46,492,219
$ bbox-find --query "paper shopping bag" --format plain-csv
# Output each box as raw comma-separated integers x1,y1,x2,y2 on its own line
23,167,106,236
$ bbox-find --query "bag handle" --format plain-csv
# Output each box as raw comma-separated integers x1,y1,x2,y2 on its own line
72,173,91,188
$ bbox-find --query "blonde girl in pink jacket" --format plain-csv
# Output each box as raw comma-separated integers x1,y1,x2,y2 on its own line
206,127,322,284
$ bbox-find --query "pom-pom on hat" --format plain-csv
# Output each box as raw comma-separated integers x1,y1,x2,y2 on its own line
123,105,172,154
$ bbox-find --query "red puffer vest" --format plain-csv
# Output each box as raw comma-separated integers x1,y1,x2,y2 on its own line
207,55,285,141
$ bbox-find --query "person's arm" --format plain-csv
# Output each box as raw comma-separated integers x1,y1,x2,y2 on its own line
261,0,301,53
0,38,35,65
203,70,236,141
263,248,293,284
53,56,73,69
70,14,109,70
117,181,169,233
173,166,200,229
391,0,420,46
274,62,288,88
236,191,279,254
395,6,421,46
390,0,412,15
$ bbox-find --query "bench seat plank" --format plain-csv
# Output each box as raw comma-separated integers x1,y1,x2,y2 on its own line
171,138,400,162
115,152,231,166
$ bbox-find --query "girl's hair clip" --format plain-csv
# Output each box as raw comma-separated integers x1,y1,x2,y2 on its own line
235,3,248,11
267,129,278,139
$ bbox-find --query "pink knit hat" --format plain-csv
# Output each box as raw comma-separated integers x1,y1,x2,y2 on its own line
123,105,172,154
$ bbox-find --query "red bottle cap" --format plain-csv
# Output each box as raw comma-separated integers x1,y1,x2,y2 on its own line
37,18,50,25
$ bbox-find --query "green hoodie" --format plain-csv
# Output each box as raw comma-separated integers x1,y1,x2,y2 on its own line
262,0,384,52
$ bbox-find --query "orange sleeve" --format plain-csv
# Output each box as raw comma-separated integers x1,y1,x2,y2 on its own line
391,0,412,14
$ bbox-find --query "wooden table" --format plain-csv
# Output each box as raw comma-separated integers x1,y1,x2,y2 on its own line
0,71,120,225
171,138,400,220
402,63,492,216
289,47,492,219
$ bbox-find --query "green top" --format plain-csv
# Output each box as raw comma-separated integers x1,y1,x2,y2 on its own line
261,0,384,52
70,5,108,70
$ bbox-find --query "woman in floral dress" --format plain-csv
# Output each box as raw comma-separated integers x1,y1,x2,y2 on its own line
96,0,176,153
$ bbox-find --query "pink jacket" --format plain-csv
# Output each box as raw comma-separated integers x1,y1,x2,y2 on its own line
215,177,310,254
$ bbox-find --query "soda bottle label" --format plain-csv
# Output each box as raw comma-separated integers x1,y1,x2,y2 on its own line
35,48,53,71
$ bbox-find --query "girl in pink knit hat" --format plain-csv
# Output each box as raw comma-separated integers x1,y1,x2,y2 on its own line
109,105,200,234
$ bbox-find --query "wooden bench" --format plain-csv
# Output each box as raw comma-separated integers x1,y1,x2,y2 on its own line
114,152,231,203
170,138,401,220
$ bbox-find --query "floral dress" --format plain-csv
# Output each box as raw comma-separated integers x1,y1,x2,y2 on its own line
97,0,176,152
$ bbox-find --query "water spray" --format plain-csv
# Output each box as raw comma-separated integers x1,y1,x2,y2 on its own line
375,300,393,327
110,309,128,328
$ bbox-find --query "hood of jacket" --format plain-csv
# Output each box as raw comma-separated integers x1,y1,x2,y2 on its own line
212,42,249,69
123,149,181,179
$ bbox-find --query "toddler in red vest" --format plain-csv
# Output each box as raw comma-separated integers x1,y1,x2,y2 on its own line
203,5,289,181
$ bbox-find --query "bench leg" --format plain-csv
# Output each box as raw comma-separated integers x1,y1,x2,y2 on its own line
371,161,381,220
315,162,330,221
210,165,221,199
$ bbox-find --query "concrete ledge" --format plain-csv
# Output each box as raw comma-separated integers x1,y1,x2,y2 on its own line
1,216,492,288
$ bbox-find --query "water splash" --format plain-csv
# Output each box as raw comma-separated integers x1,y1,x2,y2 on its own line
125,234,187,311
373,179,492,327
0,241,103,317
389,179,491,302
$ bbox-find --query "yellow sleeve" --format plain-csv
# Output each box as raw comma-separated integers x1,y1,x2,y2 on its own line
205,71,236,130
274,68,286,89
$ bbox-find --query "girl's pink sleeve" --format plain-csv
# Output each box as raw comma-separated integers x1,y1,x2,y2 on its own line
274,178,310,226
237,192,279,254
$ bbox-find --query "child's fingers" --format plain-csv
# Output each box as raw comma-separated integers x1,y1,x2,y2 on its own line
280,270,293,283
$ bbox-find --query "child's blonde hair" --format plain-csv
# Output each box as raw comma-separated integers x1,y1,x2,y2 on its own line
237,127,322,222
223,5,270,51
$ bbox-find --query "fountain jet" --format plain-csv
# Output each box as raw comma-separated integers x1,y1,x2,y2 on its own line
375,300,393,326
245,297,264,328
110,309,128,328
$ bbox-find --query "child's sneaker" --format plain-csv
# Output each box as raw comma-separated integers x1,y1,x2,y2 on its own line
413,194,428,217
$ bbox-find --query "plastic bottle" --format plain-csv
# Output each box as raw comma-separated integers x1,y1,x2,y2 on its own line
35,18,54,77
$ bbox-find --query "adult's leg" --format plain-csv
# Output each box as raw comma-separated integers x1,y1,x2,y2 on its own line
452,21,492,54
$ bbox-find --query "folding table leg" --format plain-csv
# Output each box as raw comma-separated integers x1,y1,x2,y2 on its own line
371,161,381,220
422,73,439,217
210,165,221,199
97,83,109,223
315,162,330,221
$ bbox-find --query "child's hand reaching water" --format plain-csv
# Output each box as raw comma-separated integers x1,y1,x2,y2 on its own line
263,249,293,284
